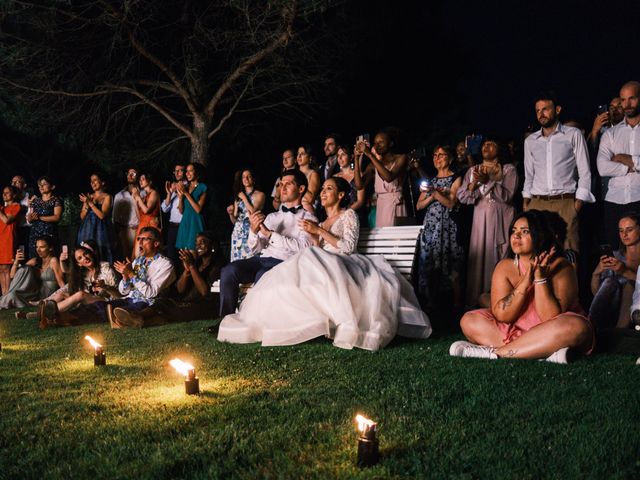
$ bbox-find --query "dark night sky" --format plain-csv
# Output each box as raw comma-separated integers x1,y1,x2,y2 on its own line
238,0,639,186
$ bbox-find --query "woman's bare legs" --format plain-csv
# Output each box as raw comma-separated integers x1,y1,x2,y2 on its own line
616,282,633,329
0,265,10,295
494,314,593,359
56,290,102,312
460,311,504,347
460,311,593,360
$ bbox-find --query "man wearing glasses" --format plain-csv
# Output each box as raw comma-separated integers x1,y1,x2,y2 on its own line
109,227,176,327
162,163,187,265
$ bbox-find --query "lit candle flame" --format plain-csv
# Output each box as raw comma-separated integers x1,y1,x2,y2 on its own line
170,358,194,377
84,335,102,349
355,414,376,432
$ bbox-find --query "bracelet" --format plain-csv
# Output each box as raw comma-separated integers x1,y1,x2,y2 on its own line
533,278,548,285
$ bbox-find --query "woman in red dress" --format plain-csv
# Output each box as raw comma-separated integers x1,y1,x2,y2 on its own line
131,173,160,258
0,186,21,294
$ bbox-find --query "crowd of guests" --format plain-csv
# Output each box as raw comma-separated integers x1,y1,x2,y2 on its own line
219,79,640,361
0,163,222,329
2,79,640,362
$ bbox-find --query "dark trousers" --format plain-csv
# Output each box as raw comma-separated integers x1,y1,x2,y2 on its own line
166,222,180,265
219,256,283,317
603,200,640,249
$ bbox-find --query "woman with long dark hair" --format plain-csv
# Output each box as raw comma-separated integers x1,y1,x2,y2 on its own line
77,172,115,263
0,235,64,309
296,145,320,215
227,169,265,261
132,172,160,257
176,163,208,250
450,210,593,363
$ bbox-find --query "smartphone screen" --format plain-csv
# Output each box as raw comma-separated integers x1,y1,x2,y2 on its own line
597,104,608,115
599,244,614,258
62,245,68,254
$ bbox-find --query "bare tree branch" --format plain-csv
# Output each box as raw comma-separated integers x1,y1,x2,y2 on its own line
204,1,297,117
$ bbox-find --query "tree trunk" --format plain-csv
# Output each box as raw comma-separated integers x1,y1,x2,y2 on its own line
190,115,211,166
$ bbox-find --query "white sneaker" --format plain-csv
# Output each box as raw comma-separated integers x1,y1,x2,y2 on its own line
449,340,498,359
545,347,570,364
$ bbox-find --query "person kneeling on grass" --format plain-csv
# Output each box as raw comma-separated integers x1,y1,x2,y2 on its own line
39,227,175,328
112,231,223,328
450,210,594,364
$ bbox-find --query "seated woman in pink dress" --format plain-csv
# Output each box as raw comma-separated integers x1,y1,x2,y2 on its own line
450,210,594,363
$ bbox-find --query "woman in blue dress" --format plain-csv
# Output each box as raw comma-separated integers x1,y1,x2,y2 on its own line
175,163,208,250
77,173,114,263
27,176,63,258
227,169,265,261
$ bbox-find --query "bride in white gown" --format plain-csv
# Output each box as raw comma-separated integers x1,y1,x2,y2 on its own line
217,177,431,350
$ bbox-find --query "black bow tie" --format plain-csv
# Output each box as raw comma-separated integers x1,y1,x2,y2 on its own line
281,205,302,214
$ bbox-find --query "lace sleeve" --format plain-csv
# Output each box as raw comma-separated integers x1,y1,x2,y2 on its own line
335,209,360,254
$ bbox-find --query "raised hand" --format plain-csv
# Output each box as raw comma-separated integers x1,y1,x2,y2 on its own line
178,248,196,269
532,247,556,281
114,258,133,279
249,211,266,234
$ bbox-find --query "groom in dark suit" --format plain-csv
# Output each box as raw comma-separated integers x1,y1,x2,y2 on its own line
219,169,317,317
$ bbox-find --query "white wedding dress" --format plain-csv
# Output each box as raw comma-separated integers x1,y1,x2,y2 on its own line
217,209,431,350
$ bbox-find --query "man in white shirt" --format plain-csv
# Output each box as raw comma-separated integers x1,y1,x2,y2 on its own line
219,169,317,317
161,163,186,264
110,226,176,327
596,81,640,247
523,92,595,251
112,167,141,260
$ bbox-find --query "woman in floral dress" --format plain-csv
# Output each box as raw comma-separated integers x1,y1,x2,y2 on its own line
416,146,464,311
227,169,265,261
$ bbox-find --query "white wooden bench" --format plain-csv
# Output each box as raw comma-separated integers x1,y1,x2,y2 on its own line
357,225,422,284
212,225,423,293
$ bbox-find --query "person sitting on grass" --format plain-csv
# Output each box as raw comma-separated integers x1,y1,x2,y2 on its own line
450,210,594,364
39,227,175,328
16,241,119,321
589,213,640,331
0,235,64,310
111,231,223,328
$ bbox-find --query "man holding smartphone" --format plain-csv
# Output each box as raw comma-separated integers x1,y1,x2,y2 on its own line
596,80,640,247
522,92,595,252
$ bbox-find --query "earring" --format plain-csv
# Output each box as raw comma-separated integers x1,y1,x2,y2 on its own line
513,254,519,268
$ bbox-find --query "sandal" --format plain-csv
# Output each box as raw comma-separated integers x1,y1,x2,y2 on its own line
14,311,27,320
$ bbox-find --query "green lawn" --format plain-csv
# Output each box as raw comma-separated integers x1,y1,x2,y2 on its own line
0,311,638,479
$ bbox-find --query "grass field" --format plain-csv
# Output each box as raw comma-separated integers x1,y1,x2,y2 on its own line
0,311,638,479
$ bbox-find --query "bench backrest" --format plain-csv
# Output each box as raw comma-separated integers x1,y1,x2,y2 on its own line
357,225,423,282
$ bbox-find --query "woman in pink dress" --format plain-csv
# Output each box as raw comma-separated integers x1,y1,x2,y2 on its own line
354,128,408,227
456,138,518,307
450,210,594,363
